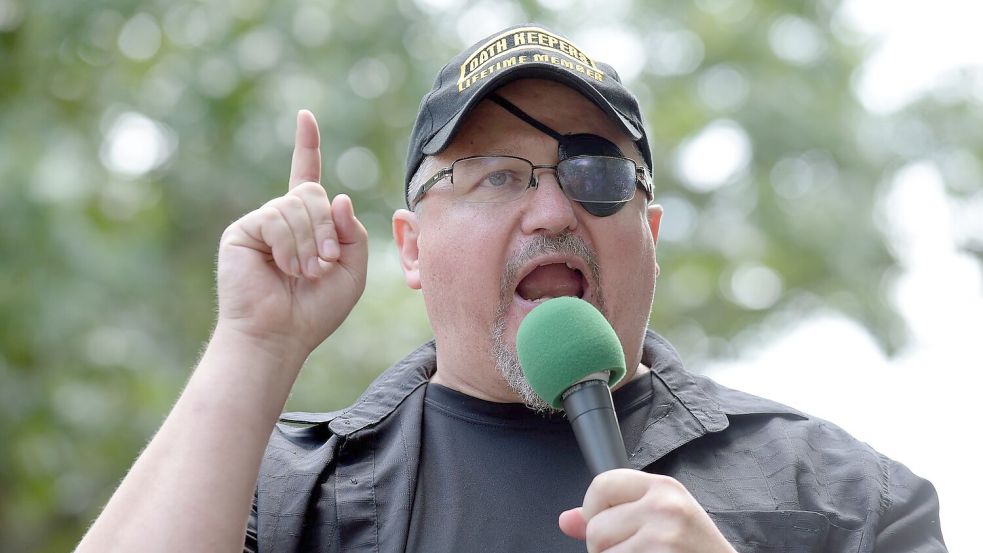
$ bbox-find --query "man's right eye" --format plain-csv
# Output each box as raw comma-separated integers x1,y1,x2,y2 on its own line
482,171,513,188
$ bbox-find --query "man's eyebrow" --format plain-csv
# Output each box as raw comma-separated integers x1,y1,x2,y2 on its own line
478,145,524,157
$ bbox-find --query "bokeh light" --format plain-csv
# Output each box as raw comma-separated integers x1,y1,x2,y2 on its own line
99,112,177,177
674,119,752,193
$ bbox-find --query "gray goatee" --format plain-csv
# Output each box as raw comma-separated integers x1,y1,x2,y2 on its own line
492,233,605,413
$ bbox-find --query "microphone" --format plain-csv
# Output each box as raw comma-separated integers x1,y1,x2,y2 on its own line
516,297,629,475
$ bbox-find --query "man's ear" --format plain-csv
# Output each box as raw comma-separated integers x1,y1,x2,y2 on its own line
647,204,663,277
647,204,663,244
393,209,422,289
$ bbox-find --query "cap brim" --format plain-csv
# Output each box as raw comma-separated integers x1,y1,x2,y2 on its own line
421,63,643,156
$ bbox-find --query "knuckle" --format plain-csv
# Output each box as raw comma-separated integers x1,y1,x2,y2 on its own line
592,469,619,490
642,498,700,544
657,492,690,519
293,180,327,198
314,218,337,234
646,474,688,499
280,194,306,211
584,520,610,551
584,516,600,538
262,194,300,213
257,205,283,226
296,238,316,253
660,474,687,492
591,468,636,496
220,223,237,243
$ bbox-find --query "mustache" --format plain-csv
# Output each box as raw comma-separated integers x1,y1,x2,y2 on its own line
498,233,602,307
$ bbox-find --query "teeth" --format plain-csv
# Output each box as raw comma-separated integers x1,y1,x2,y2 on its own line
535,261,577,269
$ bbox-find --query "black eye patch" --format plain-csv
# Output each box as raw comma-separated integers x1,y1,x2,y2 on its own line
557,133,624,159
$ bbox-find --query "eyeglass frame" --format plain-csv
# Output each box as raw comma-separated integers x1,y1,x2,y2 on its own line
408,154,654,211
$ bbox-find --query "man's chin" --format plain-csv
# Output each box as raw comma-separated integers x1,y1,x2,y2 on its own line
490,308,557,414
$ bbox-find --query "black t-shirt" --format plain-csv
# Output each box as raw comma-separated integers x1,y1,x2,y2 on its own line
405,374,655,551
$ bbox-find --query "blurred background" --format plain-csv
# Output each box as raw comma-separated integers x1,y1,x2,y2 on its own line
0,0,979,550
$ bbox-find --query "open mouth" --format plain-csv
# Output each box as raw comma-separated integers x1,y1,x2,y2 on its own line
514,260,588,304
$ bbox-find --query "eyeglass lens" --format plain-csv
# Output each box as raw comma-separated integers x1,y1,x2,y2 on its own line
452,156,531,203
451,156,636,205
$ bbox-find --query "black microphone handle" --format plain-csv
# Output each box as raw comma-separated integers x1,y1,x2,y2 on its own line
561,379,629,476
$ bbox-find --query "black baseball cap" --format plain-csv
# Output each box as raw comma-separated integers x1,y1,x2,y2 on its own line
404,23,652,207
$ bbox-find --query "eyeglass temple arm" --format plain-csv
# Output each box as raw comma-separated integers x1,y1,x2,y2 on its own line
637,167,654,200
411,167,453,209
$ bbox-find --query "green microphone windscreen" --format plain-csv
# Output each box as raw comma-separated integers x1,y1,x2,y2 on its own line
516,297,626,409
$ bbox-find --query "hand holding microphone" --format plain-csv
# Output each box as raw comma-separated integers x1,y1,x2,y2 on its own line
517,298,736,553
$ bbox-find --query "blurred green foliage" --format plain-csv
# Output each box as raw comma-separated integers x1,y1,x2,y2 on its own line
1,0,980,550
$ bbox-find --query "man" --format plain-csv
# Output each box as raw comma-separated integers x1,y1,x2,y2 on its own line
78,24,946,552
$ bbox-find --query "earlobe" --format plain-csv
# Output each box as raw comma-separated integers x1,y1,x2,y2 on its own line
392,209,422,290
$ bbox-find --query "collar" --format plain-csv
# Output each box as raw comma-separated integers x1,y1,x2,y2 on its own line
626,331,806,468
280,329,805,440
640,330,805,426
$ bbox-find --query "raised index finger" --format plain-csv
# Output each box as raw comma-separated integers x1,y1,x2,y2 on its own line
289,109,321,189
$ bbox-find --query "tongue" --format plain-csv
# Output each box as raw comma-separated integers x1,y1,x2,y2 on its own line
516,264,584,301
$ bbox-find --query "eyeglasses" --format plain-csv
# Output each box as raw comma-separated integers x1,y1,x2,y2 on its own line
409,155,654,217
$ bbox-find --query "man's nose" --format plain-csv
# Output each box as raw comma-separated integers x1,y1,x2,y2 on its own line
520,171,578,235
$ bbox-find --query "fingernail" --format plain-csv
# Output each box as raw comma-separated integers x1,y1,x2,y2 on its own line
290,258,301,277
307,257,320,277
322,239,340,260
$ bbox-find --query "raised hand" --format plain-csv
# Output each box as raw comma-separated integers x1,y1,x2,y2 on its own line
216,110,369,359
76,111,370,553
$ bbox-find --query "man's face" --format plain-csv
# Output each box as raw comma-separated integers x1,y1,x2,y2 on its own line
395,78,662,410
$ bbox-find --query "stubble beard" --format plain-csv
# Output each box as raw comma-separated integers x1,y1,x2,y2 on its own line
491,233,605,414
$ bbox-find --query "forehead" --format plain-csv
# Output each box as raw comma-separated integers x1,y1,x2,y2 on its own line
439,79,637,161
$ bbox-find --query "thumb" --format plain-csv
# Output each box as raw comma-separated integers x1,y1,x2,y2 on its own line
558,507,587,541
331,194,368,267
